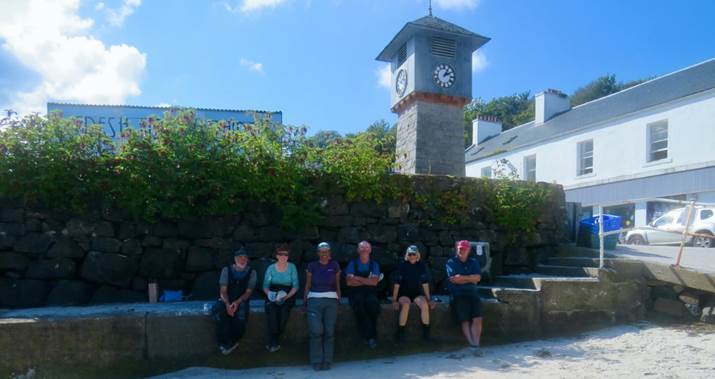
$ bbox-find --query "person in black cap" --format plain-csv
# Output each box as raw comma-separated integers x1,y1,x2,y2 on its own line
392,245,435,343
211,247,257,355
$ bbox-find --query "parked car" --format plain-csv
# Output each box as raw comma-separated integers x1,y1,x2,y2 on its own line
625,207,715,248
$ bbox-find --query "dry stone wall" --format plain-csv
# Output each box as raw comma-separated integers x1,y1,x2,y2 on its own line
0,176,567,308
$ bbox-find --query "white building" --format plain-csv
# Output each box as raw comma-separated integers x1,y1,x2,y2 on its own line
465,58,715,227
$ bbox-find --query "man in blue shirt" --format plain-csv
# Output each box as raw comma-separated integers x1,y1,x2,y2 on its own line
345,241,381,349
446,240,483,356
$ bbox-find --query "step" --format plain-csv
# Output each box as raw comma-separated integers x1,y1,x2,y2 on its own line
546,257,600,268
535,264,597,277
491,275,539,290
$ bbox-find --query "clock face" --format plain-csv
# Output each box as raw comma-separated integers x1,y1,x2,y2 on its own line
395,69,408,97
433,64,456,88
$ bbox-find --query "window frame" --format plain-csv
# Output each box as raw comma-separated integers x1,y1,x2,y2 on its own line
523,155,536,182
647,120,668,163
577,139,594,176
480,166,492,178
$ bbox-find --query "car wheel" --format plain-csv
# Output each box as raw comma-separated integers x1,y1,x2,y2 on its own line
627,235,647,245
693,231,714,248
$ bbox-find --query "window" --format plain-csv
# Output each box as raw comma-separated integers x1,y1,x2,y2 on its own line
577,139,593,176
701,209,714,220
397,44,407,65
431,37,456,58
524,155,536,182
481,166,492,178
648,121,668,162
653,214,674,228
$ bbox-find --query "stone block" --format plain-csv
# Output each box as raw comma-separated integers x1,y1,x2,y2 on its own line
121,239,143,256
154,223,178,238
90,286,147,304
93,221,115,237
701,306,715,323
140,248,184,279
15,233,54,256
320,196,349,216
337,227,361,243
0,278,51,308
191,271,220,300
81,251,138,287
186,246,216,272
653,298,688,318
0,252,29,272
365,225,397,243
47,236,85,258
26,258,76,280
163,238,190,252
0,208,24,223
0,234,16,250
195,237,232,250
91,237,122,254
142,235,162,247
64,218,95,237
46,280,94,306
118,222,137,240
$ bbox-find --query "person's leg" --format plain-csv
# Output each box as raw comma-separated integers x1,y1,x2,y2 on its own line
398,296,411,326
306,298,325,365
212,301,230,347
350,292,370,341
230,301,250,343
365,293,381,340
471,317,483,347
452,296,475,346
414,296,431,340
277,298,295,346
265,301,280,347
414,296,430,325
461,321,475,346
322,299,338,366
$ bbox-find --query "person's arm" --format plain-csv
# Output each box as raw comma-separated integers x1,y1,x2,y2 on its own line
235,270,256,305
392,283,400,310
219,268,230,306
220,285,230,306
345,261,361,287
262,266,273,298
335,269,342,301
303,270,312,304
286,264,299,299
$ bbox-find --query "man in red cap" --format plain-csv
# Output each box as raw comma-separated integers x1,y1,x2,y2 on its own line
446,240,484,356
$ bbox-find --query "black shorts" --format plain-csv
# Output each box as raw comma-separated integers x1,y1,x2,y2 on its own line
451,294,482,322
398,290,423,302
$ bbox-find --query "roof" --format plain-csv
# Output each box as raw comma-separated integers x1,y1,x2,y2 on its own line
465,57,715,163
46,102,281,115
376,15,490,62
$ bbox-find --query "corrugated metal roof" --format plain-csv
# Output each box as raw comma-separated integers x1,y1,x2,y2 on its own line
466,57,715,163
46,102,281,115
376,15,490,62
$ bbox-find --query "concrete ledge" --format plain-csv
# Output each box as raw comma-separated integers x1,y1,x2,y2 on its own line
0,273,648,373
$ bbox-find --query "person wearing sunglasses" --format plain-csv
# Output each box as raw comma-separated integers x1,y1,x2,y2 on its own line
304,242,341,371
446,240,484,356
262,243,299,352
392,245,436,343
345,241,381,349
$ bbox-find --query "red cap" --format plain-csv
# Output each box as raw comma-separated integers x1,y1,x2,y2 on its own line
457,240,471,250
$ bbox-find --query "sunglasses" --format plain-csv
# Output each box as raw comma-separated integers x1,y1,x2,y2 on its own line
276,252,289,257
407,252,418,256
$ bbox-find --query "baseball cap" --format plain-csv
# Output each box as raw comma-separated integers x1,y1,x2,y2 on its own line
317,242,331,251
406,245,419,254
233,247,248,257
456,240,471,250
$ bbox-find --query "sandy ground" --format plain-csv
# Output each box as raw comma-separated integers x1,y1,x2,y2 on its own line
148,322,715,379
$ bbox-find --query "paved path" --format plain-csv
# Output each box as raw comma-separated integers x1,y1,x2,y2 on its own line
608,244,715,273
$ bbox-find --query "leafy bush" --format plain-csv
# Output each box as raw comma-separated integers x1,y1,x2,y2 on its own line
0,110,555,242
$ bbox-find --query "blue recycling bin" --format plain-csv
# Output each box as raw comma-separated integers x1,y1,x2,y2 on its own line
577,214,621,250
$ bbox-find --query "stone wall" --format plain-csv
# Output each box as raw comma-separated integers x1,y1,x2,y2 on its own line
0,175,567,309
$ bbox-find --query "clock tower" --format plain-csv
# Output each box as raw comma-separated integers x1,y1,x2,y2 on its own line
376,14,489,176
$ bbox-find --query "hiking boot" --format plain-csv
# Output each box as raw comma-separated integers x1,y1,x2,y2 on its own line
312,363,322,371
470,345,484,357
322,362,332,370
422,324,431,341
395,326,405,344
367,338,378,349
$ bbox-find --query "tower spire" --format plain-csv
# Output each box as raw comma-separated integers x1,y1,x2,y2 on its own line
428,0,432,16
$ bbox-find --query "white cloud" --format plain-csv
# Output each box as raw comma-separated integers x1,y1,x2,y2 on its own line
106,0,142,27
95,2,105,11
434,0,479,11
376,63,391,90
240,58,265,74
223,0,288,13
472,50,488,72
0,0,147,115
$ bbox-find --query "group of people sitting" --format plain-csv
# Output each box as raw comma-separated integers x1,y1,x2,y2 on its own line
211,239,483,371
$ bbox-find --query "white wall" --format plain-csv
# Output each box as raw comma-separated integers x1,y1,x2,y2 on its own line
466,89,715,194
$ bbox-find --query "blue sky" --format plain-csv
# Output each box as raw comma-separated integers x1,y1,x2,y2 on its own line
2,0,715,135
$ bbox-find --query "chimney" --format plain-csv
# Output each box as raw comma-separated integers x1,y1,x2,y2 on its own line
472,115,502,145
535,89,570,124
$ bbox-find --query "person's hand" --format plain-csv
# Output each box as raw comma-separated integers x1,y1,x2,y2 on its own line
429,300,437,310
449,275,462,284
392,301,400,311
